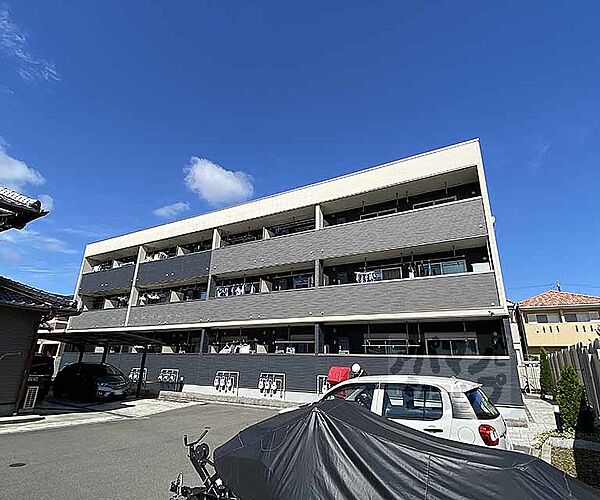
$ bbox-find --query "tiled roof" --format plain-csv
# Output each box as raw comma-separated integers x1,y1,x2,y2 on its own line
0,276,79,314
0,186,48,231
519,290,600,308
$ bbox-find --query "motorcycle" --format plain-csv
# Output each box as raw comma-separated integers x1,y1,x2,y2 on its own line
169,428,236,500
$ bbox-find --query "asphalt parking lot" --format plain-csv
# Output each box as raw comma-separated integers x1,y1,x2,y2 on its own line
0,402,276,500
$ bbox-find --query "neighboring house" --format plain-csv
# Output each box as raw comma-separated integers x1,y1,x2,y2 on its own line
0,186,47,231
0,187,78,415
37,315,69,357
518,290,600,356
0,277,78,415
64,140,524,416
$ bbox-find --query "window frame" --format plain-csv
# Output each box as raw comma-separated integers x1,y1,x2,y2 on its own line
323,382,379,412
380,383,445,422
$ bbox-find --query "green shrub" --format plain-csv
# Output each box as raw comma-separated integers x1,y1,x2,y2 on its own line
556,366,583,431
539,348,552,397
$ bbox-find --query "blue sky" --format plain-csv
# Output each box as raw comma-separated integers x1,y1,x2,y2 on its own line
0,2,599,300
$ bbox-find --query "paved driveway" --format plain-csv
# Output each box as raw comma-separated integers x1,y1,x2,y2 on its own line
1,403,276,499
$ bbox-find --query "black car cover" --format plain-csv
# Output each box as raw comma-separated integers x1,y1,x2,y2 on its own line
214,399,597,500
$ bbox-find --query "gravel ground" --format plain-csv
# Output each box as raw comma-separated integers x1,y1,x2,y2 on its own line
551,447,600,490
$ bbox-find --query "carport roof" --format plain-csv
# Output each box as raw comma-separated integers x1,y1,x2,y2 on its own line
41,328,166,347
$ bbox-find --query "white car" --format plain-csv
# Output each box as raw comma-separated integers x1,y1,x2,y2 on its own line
317,375,513,450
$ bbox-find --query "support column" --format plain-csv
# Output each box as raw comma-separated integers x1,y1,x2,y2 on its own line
314,260,323,287
101,345,109,363
314,323,324,355
212,228,222,249
135,346,148,398
125,245,146,326
199,328,206,355
315,204,324,230
78,345,85,362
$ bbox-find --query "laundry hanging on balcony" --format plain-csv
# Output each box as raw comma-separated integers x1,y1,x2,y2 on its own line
354,270,382,283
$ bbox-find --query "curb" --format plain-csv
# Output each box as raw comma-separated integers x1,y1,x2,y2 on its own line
541,440,552,464
0,414,45,426
548,437,600,452
159,390,299,410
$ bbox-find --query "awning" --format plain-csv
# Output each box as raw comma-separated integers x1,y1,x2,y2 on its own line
41,329,166,347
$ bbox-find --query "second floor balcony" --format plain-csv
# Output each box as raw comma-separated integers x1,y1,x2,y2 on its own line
125,271,500,328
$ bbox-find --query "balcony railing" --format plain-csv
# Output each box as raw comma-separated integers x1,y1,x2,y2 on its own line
69,307,127,330
125,271,500,328
79,265,135,295
211,197,488,275
136,249,211,288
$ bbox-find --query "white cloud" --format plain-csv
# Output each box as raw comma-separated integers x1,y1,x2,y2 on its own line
530,141,550,171
153,201,190,219
61,226,109,239
0,7,59,83
0,228,76,254
184,158,253,206
0,143,45,190
0,247,21,262
38,193,54,211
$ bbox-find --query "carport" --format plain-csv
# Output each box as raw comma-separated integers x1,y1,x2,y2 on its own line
43,330,166,398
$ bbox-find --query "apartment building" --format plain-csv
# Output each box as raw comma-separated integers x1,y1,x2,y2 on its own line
518,290,600,356
64,140,523,415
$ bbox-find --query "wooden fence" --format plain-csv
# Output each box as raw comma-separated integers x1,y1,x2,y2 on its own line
548,339,600,421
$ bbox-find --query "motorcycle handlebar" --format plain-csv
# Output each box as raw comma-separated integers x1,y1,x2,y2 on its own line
183,427,211,448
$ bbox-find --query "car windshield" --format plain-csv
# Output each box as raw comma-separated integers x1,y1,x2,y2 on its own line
84,364,122,377
465,388,500,420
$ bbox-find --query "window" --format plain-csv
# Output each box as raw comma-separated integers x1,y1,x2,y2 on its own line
465,388,500,420
442,261,467,275
426,338,477,356
382,384,443,420
565,311,600,322
528,313,560,324
420,260,466,277
326,383,377,410
451,339,478,355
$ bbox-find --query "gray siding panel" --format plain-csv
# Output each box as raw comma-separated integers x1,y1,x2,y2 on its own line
79,266,134,295
212,198,487,275
59,350,523,407
128,272,500,326
136,251,211,288
69,308,127,330
0,305,40,414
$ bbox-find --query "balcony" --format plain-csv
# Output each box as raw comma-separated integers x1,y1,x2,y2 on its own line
69,308,127,330
79,265,135,295
127,271,500,327
211,197,488,275
136,250,211,288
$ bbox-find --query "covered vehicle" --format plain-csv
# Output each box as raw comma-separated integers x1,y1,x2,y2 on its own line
53,362,131,401
214,399,597,500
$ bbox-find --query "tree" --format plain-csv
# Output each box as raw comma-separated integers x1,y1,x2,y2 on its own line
556,366,583,431
539,347,552,397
